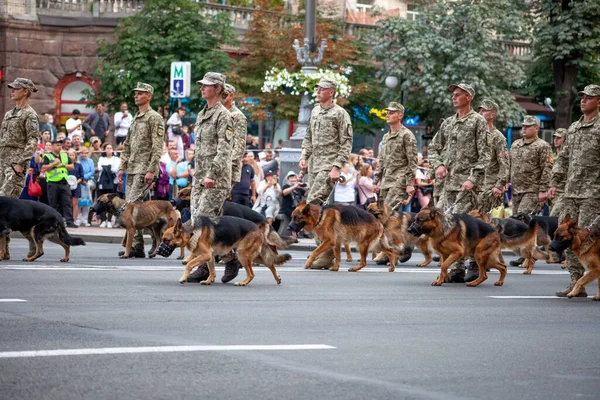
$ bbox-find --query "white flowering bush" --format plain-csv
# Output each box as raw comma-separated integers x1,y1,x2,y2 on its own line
261,68,352,101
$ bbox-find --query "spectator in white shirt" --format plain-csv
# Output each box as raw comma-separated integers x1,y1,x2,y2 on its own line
113,102,132,147
334,162,356,205
253,170,281,225
96,144,121,228
65,109,84,140
166,107,186,158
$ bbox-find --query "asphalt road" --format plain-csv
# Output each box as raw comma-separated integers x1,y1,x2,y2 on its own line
1,239,599,400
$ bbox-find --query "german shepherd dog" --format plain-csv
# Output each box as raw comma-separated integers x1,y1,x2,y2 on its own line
549,215,600,300
91,194,180,258
366,201,433,270
0,196,85,262
288,201,397,272
469,209,546,274
407,208,507,286
162,217,291,286
510,213,560,263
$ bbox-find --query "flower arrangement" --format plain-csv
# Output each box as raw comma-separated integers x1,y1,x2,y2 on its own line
261,67,352,101
369,107,387,120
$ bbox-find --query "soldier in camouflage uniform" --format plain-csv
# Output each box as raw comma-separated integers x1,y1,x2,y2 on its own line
0,78,40,260
428,83,491,281
477,99,510,213
549,84,600,298
220,83,247,187
190,72,233,217
372,102,417,211
549,128,567,217
299,77,353,269
509,116,552,215
429,83,490,215
117,82,165,258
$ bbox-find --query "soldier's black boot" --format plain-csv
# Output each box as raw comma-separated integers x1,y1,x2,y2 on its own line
376,255,390,265
448,260,466,283
187,264,210,283
510,257,525,267
464,260,479,283
399,246,413,263
222,258,242,283
118,248,146,258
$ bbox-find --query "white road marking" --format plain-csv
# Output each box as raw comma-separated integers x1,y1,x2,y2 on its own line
0,344,336,359
0,299,27,302
488,296,562,299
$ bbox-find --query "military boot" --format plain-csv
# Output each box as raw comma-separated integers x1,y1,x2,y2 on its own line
556,272,587,298
464,260,479,283
187,264,210,283
510,257,525,267
432,255,440,262
222,258,242,283
447,260,466,283
118,248,146,258
375,255,390,265
309,249,336,270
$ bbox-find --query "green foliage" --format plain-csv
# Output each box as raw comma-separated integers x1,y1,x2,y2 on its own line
371,0,530,129
85,0,236,112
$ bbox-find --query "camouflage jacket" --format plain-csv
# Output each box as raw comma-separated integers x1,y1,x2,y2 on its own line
483,128,510,191
0,105,40,167
229,105,248,184
119,108,164,175
301,103,353,173
550,114,600,199
509,137,552,195
193,102,233,189
428,110,491,191
373,125,418,189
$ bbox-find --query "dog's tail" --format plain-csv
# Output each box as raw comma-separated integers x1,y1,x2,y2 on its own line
58,223,86,246
264,225,296,249
258,225,291,266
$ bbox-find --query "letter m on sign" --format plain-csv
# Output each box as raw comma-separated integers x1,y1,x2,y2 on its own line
170,62,191,98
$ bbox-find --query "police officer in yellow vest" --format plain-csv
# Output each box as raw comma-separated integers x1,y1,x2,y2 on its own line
41,140,77,228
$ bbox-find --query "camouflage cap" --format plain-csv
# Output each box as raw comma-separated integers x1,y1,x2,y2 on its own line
478,99,499,113
522,115,540,127
223,83,236,95
385,102,405,113
577,84,600,97
447,83,475,97
7,77,38,93
553,128,567,138
197,72,226,86
315,77,337,90
132,82,154,94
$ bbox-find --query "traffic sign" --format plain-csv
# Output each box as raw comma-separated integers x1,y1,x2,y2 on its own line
170,62,191,98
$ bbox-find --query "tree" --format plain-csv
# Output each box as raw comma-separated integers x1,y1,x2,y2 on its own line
530,0,600,128
85,0,236,111
370,0,530,130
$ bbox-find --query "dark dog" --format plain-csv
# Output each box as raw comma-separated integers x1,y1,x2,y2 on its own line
549,215,600,299
367,201,433,270
408,208,507,287
0,196,85,262
92,194,180,258
289,201,397,272
469,209,546,274
510,213,560,263
162,217,291,286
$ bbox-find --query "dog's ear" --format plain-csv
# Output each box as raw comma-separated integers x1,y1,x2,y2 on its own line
562,214,571,224
302,203,312,216
107,193,117,200
175,218,182,232
376,197,384,208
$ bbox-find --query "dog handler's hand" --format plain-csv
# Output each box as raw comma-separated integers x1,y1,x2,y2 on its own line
435,166,447,179
117,170,124,183
328,166,340,182
461,180,473,191
299,158,306,170
492,187,503,199
144,171,154,184
203,177,215,188
547,187,556,200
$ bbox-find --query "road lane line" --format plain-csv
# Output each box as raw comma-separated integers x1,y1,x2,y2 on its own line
488,296,562,299
0,299,27,302
0,344,336,359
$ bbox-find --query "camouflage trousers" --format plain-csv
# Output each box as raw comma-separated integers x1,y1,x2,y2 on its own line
306,170,335,205
432,177,444,208
190,186,228,217
512,193,541,215
549,191,565,217
559,197,600,281
379,186,406,212
439,190,478,214
478,188,503,213
126,174,151,251
0,147,27,198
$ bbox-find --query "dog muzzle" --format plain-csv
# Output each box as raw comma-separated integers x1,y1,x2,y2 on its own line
549,239,570,255
288,220,306,233
157,240,177,258
407,222,423,237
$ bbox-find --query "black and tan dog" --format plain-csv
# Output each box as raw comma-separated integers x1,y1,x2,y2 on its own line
92,194,180,258
162,217,291,286
510,213,560,264
367,201,433,270
0,196,85,262
288,201,397,272
407,208,507,287
469,209,546,274
549,215,600,300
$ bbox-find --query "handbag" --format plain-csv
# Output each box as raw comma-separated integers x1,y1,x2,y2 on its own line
171,125,183,136
420,185,434,196
78,183,94,207
27,173,43,197
357,183,376,209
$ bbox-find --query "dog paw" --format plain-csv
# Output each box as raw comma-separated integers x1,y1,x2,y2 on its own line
348,267,359,272
179,279,186,284
119,255,129,259
494,281,504,286
592,296,600,301
181,260,188,265
523,270,532,275
431,280,443,286
60,258,68,263
303,263,311,269
388,266,395,272
346,257,353,262
177,256,184,260
276,276,281,284
328,266,339,271
234,281,248,286
466,281,479,287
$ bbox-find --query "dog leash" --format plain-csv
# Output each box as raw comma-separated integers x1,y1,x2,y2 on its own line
117,182,154,214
